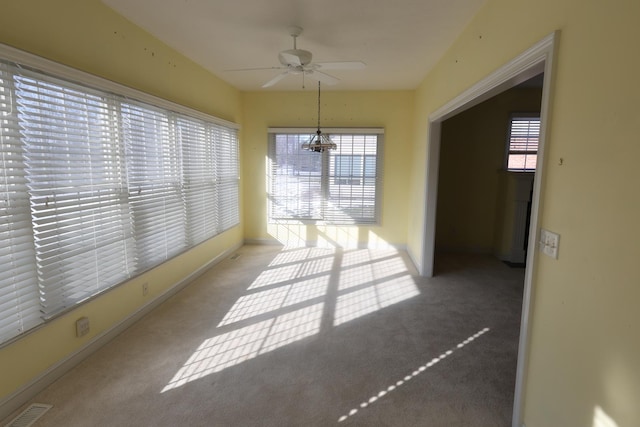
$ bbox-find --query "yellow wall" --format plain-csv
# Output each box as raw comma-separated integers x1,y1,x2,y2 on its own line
0,1,240,122
436,87,542,254
408,0,640,426
0,0,243,403
242,90,413,249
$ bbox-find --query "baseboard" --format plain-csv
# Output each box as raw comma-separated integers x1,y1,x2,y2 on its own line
436,246,494,255
245,238,406,252
495,251,510,262
243,238,283,246
0,242,242,422
503,260,526,268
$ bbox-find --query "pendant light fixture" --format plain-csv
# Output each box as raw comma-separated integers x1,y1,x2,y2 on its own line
301,81,336,152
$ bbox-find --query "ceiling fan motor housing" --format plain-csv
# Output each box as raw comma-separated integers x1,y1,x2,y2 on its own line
279,49,313,67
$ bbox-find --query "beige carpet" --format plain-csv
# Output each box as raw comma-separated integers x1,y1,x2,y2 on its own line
5,245,524,426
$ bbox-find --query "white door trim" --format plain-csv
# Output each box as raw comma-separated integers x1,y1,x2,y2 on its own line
418,31,558,427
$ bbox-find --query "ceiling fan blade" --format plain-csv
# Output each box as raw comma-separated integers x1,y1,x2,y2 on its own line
314,61,366,70
309,70,339,86
224,66,285,72
262,71,290,88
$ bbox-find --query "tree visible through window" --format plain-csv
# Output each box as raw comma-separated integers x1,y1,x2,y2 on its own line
268,131,382,225
507,115,540,171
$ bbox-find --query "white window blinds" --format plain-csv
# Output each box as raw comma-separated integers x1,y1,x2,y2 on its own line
180,116,218,245
269,134,323,220
214,126,240,231
123,102,185,270
16,72,133,317
179,116,240,244
0,51,239,344
0,63,42,339
268,130,382,225
326,134,379,224
507,116,540,171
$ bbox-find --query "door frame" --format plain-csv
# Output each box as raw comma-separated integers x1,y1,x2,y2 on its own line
418,32,558,426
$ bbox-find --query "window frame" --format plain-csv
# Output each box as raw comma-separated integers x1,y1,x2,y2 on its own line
505,113,540,172
267,128,383,226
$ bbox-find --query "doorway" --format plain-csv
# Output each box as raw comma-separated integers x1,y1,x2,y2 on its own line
435,77,542,265
419,32,558,427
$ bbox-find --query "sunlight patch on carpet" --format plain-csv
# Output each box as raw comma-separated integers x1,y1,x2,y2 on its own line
162,247,421,393
337,327,491,423
334,275,419,326
162,303,323,392
217,276,328,327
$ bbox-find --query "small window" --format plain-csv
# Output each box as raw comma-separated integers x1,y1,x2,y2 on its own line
506,115,540,171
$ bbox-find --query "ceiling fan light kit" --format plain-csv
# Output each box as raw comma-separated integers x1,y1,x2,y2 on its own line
302,130,337,153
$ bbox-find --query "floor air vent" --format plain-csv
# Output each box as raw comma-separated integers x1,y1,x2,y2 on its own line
230,253,241,260
5,403,52,427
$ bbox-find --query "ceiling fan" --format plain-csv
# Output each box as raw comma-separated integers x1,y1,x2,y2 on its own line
230,26,366,88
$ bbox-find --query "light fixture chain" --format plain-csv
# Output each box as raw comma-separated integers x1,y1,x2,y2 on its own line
317,81,321,131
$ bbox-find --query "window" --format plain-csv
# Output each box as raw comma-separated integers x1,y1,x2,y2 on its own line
268,130,382,225
506,115,540,171
0,49,239,344
15,72,134,317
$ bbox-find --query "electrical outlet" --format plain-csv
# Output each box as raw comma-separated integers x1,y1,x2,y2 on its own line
539,228,560,259
142,282,149,296
76,316,90,337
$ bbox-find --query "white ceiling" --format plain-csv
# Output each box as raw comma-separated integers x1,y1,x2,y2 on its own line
102,0,486,91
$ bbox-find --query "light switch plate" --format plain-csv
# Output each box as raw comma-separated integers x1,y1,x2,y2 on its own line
539,228,560,259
